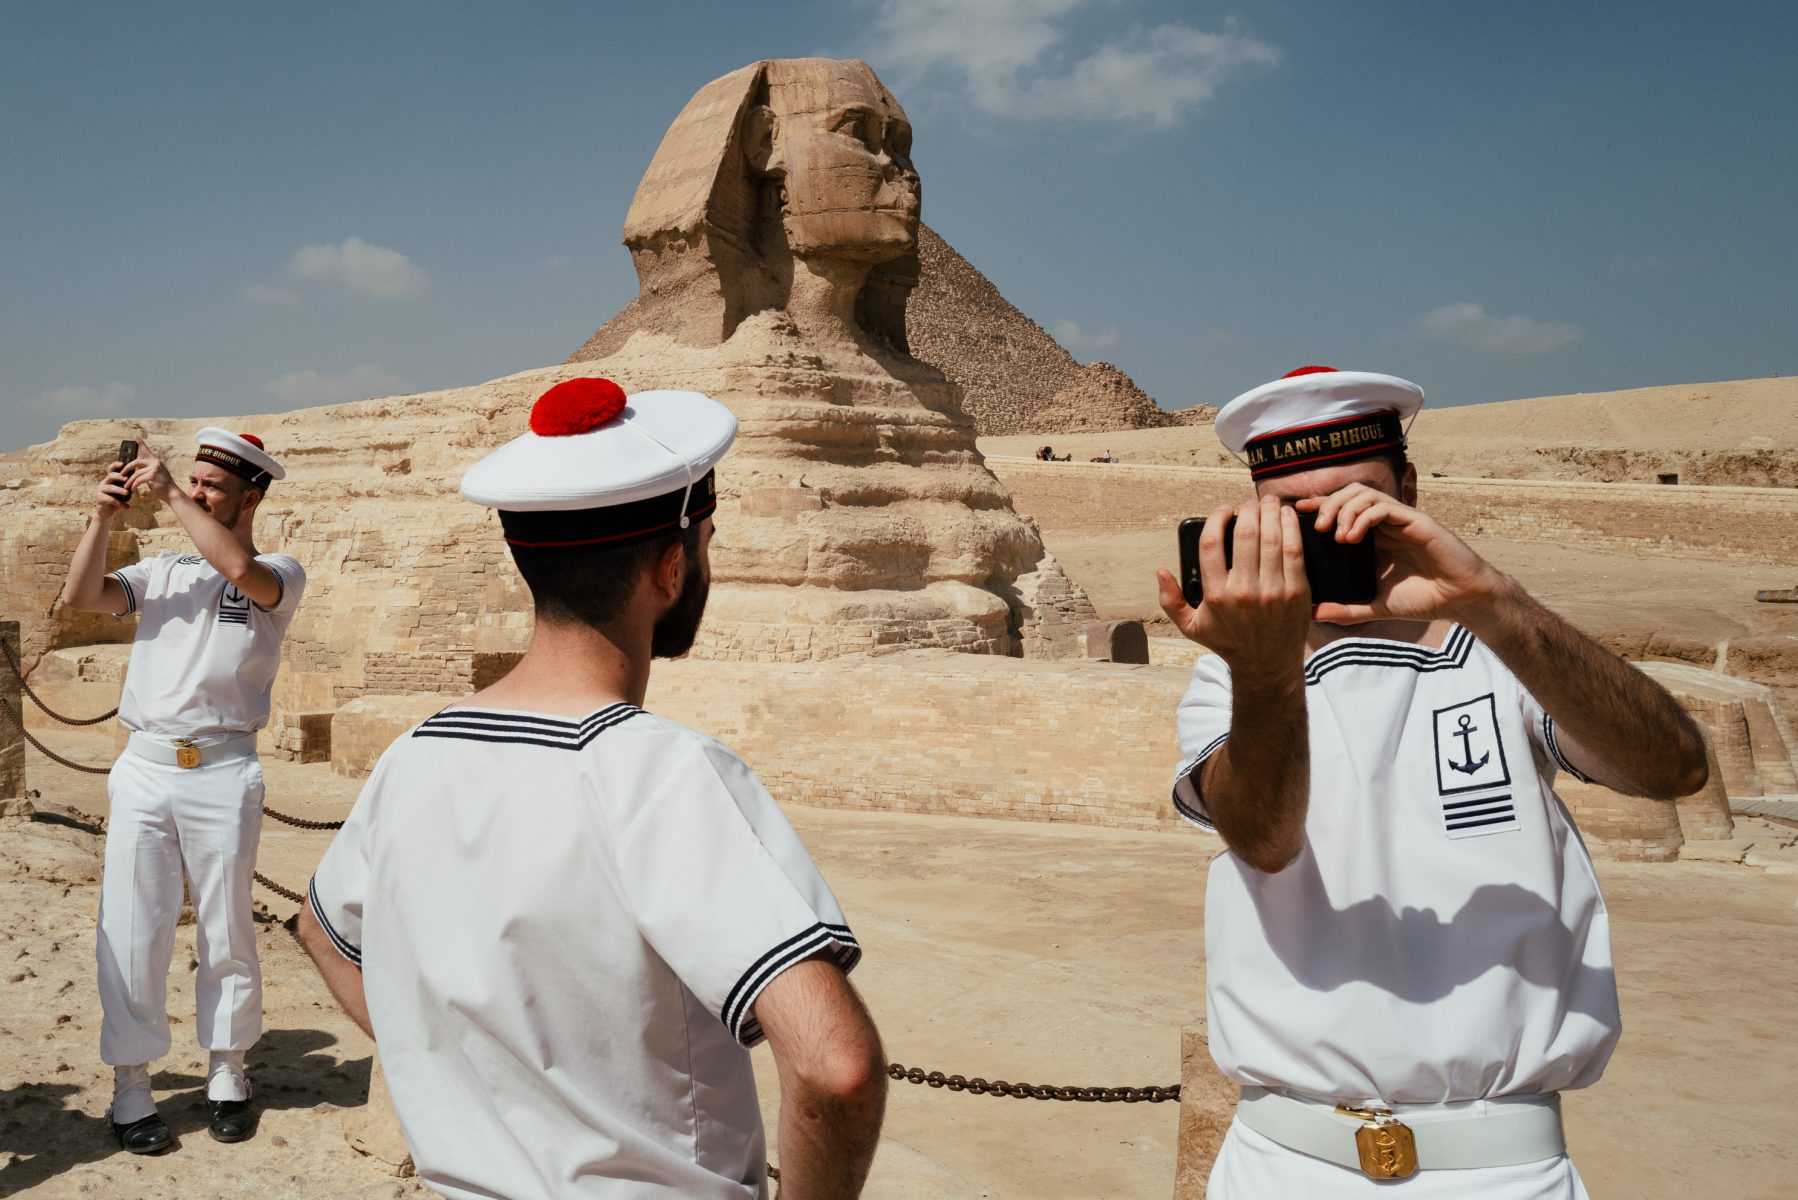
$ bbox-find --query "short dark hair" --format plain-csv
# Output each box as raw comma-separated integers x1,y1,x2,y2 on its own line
509,523,700,628
1374,446,1411,485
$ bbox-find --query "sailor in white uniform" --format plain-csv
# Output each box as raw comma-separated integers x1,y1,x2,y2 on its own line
298,377,887,1200
60,427,306,1152
1155,367,1709,1197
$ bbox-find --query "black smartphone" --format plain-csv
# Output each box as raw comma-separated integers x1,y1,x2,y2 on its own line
1177,510,1377,607
113,439,139,506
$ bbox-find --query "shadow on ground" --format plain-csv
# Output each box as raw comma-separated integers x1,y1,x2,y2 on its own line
0,1027,370,1193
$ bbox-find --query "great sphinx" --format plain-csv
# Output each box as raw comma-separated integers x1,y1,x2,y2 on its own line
0,58,1092,718
570,57,1094,660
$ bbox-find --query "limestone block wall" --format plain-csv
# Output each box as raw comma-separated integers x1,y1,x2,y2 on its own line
1551,778,1683,862
1637,663,1798,797
988,459,1798,567
648,652,1195,830
330,695,449,779
323,650,1740,863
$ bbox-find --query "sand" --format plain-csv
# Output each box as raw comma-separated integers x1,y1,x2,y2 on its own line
4,724,1796,1199
980,374,1798,485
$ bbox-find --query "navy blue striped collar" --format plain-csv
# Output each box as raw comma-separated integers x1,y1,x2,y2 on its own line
1303,624,1473,686
412,702,643,750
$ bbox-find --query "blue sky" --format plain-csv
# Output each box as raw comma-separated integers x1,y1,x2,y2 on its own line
3,1,1794,450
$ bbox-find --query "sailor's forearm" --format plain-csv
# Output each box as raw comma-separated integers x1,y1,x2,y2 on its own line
1462,576,1706,798
61,509,118,612
162,488,255,580
1206,672,1310,873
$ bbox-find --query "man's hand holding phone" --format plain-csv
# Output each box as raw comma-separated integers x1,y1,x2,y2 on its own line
97,438,139,514
1298,484,1506,625
1156,496,1311,676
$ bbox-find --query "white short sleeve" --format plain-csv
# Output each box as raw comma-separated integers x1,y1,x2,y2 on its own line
1517,686,1594,784
1171,653,1233,830
254,553,307,616
615,738,861,1046
307,755,388,967
108,558,154,616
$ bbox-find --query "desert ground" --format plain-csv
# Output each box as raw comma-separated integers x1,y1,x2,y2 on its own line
3,721,1797,1200
3,378,1794,1198
983,375,1798,486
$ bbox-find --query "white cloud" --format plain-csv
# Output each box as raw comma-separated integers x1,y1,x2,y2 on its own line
30,381,135,419
1416,302,1583,356
1051,318,1119,353
245,283,301,306
263,364,411,408
545,253,572,270
289,236,429,298
865,0,1279,127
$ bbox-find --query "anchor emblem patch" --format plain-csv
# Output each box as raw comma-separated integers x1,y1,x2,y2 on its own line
1447,713,1489,775
1432,693,1511,796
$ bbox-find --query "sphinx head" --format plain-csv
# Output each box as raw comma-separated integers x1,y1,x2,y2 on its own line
619,58,921,349
751,58,920,264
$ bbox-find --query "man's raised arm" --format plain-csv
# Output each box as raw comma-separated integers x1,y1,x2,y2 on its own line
1158,497,1314,874
1463,581,1707,799
1306,483,1708,800
60,458,134,614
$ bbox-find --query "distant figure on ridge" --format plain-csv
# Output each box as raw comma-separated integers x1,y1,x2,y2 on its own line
299,378,886,1199
1157,366,1708,1196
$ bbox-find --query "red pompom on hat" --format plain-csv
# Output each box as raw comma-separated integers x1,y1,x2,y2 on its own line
530,377,628,437
238,433,265,450
1282,365,1338,378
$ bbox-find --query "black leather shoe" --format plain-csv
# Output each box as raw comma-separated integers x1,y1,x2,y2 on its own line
112,1112,173,1154
207,1098,255,1143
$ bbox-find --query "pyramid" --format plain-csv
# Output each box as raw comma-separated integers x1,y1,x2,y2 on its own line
569,223,1210,437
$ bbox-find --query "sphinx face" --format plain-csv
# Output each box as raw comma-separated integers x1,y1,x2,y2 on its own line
767,61,920,264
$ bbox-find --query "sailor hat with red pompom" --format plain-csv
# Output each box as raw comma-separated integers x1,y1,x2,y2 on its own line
460,377,738,548
1215,366,1425,482
194,426,285,489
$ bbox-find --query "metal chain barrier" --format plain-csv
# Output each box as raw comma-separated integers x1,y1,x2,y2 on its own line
0,696,114,774
8,658,1180,1104
887,1062,1180,1103
253,872,307,904
263,807,344,830
0,640,119,725
2,691,336,894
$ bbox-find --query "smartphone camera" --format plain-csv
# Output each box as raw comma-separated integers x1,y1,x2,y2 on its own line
1177,508,1377,607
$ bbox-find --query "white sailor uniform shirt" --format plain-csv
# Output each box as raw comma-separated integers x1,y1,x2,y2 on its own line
110,551,307,735
308,704,862,1200
1171,625,1622,1106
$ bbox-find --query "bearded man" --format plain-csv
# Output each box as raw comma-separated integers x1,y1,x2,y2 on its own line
299,378,886,1200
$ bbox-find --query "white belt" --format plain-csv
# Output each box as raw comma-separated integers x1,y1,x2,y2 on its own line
1235,1086,1565,1179
127,731,257,769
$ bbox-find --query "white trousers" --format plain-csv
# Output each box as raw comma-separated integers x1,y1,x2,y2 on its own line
1209,1119,1591,1199
97,748,265,1066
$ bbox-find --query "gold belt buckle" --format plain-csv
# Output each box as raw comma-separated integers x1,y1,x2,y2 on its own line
1337,1105,1419,1180
171,738,202,769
